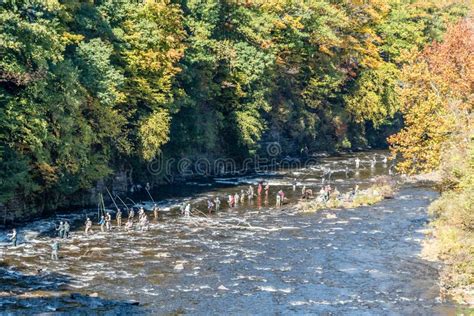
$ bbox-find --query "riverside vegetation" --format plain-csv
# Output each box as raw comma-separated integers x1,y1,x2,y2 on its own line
390,18,474,305
0,0,471,212
0,0,473,308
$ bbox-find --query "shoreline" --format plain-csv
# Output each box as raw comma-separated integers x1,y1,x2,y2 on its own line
404,173,473,308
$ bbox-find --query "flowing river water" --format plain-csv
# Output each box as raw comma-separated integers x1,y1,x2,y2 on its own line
0,151,458,314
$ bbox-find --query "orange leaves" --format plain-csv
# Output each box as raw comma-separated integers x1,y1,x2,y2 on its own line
389,18,474,174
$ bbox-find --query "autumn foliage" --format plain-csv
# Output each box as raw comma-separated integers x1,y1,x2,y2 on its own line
389,18,474,174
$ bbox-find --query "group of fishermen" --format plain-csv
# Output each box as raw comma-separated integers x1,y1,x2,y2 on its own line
56,221,71,239
84,204,158,236
221,182,289,210
4,155,387,261
6,226,61,260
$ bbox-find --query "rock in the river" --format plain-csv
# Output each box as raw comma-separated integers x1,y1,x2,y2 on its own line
174,263,184,271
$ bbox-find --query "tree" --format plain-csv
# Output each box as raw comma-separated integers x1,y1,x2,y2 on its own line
389,18,474,174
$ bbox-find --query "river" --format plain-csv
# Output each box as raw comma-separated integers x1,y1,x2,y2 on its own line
0,151,457,314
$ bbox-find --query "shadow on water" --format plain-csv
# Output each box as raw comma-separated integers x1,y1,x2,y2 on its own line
0,262,143,314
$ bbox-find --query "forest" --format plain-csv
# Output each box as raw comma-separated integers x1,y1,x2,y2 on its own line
1,0,470,210
1,0,473,305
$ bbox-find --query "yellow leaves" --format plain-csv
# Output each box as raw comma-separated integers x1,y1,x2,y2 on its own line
61,32,84,45
318,45,333,56
389,19,474,174
138,109,171,161
273,19,286,30
282,14,304,30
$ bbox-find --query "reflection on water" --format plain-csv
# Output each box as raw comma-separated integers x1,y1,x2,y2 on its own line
0,151,455,314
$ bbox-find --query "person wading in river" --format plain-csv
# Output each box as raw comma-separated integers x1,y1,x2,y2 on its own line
128,208,135,220
184,204,191,218
125,218,133,231
234,192,239,206
51,240,59,260
63,221,70,239
8,228,17,247
214,197,221,212
85,218,93,235
278,189,285,205
105,212,112,231
355,157,360,169
264,183,270,198
248,185,254,199
207,199,214,214
138,207,145,220
99,215,105,232
370,157,376,169
258,182,263,196
116,209,122,227
56,221,64,239
153,204,159,221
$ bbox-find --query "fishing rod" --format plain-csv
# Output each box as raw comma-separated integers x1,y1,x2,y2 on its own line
145,188,155,204
105,187,120,211
99,193,106,217
115,194,130,211
126,197,136,205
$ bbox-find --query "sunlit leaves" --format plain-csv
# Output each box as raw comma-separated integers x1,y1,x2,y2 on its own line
138,109,171,161
389,19,474,174
345,63,400,127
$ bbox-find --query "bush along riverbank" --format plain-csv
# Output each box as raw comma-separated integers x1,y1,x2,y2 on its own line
296,176,397,213
385,16,473,307
421,135,474,306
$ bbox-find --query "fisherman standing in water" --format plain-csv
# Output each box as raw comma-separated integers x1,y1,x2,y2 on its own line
125,218,133,231
99,215,105,232
8,228,17,247
63,221,70,239
184,204,191,218
153,204,159,221
258,182,263,196
105,212,112,231
116,208,122,227
207,199,214,214
276,194,281,207
248,185,254,199
370,157,376,169
292,178,297,191
278,189,285,205
214,196,221,212
234,192,239,206
138,207,145,219
85,218,93,235
355,157,360,169
56,221,64,239
264,183,270,198
51,239,59,260
140,213,149,231
128,208,135,220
